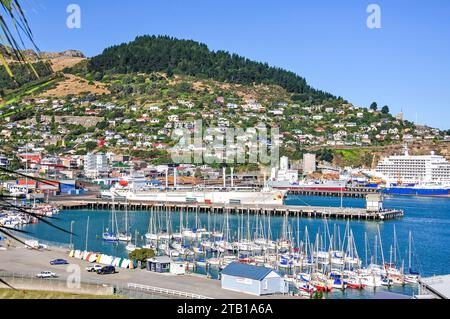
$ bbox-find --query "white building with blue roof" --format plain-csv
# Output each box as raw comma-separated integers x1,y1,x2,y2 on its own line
220,262,288,296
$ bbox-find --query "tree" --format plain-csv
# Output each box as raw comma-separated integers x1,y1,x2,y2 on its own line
50,115,57,134
381,105,390,114
194,167,202,178
82,35,335,100
84,141,98,152
370,102,378,111
166,67,174,77
96,121,109,130
317,148,334,163
128,248,155,268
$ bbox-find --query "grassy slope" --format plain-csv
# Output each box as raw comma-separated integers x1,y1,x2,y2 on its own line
0,77,59,109
0,288,123,299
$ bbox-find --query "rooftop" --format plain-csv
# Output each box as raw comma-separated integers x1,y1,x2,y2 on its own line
147,256,173,264
221,262,277,281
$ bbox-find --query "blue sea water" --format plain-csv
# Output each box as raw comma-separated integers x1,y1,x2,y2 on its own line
20,195,450,299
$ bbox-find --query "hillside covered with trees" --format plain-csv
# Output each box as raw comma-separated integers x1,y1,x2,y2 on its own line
0,61,53,95
71,35,335,103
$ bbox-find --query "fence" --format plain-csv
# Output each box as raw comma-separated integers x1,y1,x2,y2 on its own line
127,283,213,299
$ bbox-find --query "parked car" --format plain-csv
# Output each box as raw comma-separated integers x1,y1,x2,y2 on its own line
36,271,58,279
86,264,103,272
50,259,69,265
97,266,117,275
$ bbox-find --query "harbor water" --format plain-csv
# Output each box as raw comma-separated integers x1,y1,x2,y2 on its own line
21,195,450,299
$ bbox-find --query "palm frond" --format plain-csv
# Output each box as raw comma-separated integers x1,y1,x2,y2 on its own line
0,164,76,241
0,0,40,78
0,278,17,290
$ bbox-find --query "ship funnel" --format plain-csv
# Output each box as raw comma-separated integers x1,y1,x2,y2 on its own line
231,167,234,188
165,167,168,189
174,167,177,189
223,167,226,188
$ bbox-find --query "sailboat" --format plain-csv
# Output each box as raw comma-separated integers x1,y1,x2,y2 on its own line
103,197,119,242
360,231,383,287
126,230,141,252
118,200,132,242
404,231,420,284
145,209,158,241
172,209,184,239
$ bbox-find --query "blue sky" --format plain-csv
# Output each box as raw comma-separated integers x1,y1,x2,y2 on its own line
22,0,450,129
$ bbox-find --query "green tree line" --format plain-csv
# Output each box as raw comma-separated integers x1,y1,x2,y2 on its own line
73,35,334,101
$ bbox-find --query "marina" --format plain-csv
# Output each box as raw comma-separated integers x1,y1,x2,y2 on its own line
13,195,450,299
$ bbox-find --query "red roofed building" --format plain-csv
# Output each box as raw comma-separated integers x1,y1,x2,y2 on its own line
152,143,167,150
17,153,41,164
314,127,325,133
85,110,99,116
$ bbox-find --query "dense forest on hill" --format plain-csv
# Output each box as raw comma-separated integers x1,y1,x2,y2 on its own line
73,35,335,102
0,61,53,95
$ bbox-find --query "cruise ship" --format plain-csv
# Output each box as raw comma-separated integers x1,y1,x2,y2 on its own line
374,145,450,197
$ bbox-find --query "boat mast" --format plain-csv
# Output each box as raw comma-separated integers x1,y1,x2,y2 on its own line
374,234,378,265
111,195,115,233
393,225,397,266
377,226,385,266
179,208,183,233
246,210,250,242
148,209,153,235
125,198,128,236
85,215,89,251
296,212,300,250
408,231,412,273
364,232,368,267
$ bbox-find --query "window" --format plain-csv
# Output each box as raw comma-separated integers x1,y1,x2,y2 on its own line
263,280,268,290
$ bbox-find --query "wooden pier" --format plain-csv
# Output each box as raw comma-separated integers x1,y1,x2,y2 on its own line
287,186,378,198
56,198,403,221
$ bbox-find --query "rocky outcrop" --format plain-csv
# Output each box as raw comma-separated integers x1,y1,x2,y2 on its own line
0,44,85,60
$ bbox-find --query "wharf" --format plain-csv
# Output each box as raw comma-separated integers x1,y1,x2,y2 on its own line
287,186,378,198
56,197,403,221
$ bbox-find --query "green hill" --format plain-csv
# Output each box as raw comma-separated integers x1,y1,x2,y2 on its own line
0,61,53,95
71,35,334,102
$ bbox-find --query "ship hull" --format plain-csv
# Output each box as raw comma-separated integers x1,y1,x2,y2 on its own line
267,180,346,192
105,189,286,205
381,187,450,197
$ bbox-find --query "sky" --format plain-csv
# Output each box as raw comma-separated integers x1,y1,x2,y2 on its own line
19,0,450,129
